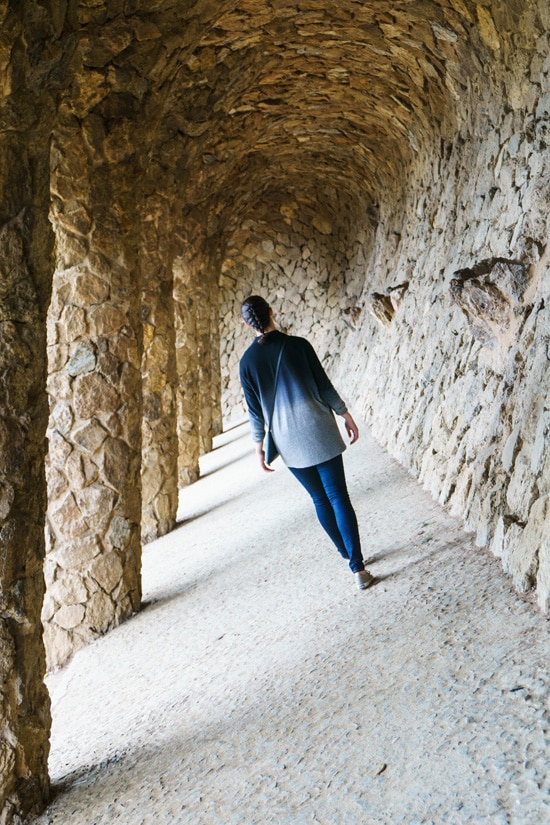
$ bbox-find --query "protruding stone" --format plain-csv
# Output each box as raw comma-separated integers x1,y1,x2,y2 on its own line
108,515,132,550
73,374,120,418
53,604,86,630
67,341,97,376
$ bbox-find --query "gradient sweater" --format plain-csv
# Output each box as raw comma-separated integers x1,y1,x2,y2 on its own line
239,330,347,468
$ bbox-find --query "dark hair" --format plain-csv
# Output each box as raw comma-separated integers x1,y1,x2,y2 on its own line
242,295,271,344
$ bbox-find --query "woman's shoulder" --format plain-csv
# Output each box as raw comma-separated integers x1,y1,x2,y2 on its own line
283,333,315,353
281,331,309,346
239,338,258,368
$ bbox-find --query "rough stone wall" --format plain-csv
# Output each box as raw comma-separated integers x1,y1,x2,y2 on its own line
220,205,374,426
337,3,550,610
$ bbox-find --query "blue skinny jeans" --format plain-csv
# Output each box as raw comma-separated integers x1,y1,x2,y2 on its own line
288,454,364,573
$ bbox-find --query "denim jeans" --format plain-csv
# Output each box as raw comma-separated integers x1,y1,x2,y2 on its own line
288,454,364,573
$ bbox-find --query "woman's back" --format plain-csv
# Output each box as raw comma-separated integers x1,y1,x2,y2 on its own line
239,330,347,468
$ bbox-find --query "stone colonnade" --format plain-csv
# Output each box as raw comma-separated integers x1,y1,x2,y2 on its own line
41,29,222,672
0,78,220,808
0,1,550,823
44,173,222,668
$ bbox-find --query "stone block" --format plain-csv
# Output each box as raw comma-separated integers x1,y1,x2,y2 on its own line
67,341,97,376
142,450,164,500
47,430,73,470
88,552,124,594
53,603,85,630
107,515,132,549
54,202,92,237
52,534,102,572
72,418,108,454
48,574,88,607
43,623,75,671
71,268,110,310
69,70,109,118
64,451,87,491
84,590,115,634
88,304,127,337
46,466,66,503
49,493,88,539
59,305,88,341
100,437,131,490
49,402,74,435
73,373,120,419
76,484,116,533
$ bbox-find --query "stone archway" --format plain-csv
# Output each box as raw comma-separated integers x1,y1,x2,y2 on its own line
0,0,550,821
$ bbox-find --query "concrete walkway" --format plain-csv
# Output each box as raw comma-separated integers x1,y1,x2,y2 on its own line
36,422,550,825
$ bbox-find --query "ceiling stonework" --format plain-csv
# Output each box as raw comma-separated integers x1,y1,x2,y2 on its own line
54,1,538,260
159,0,494,230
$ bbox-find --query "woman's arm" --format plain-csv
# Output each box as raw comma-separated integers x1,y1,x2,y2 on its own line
303,340,348,415
302,340,359,444
342,411,359,444
240,361,275,471
239,363,266,442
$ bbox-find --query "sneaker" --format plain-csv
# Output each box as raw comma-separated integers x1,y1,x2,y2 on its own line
355,570,375,590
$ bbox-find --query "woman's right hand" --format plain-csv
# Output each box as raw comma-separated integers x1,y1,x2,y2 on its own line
256,441,275,472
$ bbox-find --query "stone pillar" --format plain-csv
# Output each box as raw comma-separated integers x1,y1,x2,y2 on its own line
0,7,58,820
0,145,52,825
173,228,223,485
140,190,179,543
196,268,222,455
208,274,224,440
173,254,201,486
44,118,143,669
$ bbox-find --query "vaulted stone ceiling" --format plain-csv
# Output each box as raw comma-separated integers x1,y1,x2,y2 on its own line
154,0,498,238
71,0,514,249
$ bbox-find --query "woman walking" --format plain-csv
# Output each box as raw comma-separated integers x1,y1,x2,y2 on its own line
239,295,375,591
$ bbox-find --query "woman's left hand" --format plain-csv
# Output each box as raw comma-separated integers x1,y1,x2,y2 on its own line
342,412,359,444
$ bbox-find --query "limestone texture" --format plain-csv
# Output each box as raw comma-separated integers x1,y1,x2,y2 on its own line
0,0,548,822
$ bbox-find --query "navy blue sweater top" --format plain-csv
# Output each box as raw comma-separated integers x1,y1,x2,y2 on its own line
239,330,348,468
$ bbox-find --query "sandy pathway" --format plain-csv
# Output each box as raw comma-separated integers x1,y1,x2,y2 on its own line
36,422,550,824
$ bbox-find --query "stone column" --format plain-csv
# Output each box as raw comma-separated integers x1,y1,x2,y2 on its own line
0,7,59,820
196,268,221,456
0,144,52,825
140,189,179,543
207,272,224,442
44,117,143,669
173,229,223,485
173,253,201,486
